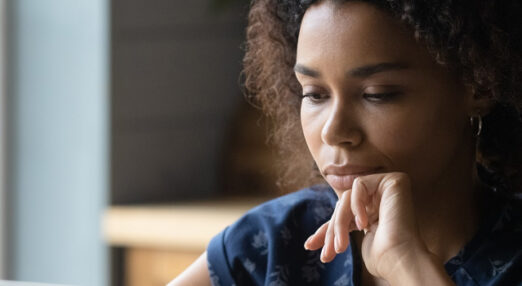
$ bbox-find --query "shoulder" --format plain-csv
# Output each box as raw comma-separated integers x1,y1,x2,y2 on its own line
234,184,336,231
448,193,522,285
221,184,337,249
206,184,337,286
474,198,522,285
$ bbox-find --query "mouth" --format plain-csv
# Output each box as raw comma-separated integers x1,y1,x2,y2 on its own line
323,166,383,190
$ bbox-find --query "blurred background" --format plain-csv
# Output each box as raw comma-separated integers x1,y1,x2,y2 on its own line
0,0,285,285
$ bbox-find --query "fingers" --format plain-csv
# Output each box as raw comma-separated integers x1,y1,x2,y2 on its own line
306,172,414,270
304,220,329,251
304,189,360,263
351,178,371,230
321,202,338,262
306,197,350,263
351,172,411,226
334,189,352,254
354,172,411,199
305,172,410,263
303,219,338,263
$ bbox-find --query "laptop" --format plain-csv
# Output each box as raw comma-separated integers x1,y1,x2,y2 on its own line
0,281,75,286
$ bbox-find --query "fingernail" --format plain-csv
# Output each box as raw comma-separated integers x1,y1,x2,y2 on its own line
355,215,362,231
322,243,331,262
334,237,340,253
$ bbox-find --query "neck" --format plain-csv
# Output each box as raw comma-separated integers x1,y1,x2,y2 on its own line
413,154,483,263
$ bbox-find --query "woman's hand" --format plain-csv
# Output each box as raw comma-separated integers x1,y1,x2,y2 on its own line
304,172,431,280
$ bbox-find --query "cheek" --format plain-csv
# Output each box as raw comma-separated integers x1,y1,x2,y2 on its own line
300,105,324,161
372,103,467,185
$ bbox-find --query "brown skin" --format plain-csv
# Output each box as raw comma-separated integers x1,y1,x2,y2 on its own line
297,1,490,285
167,252,211,286
171,1,493,285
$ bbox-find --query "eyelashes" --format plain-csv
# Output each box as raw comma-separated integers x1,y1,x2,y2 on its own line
300,93,326,102
300,92,401,104
362,92,401,102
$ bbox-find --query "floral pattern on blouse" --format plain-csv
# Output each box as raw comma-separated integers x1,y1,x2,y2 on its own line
207,184,522,285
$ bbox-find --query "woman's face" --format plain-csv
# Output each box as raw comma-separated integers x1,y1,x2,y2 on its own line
296,1,478,197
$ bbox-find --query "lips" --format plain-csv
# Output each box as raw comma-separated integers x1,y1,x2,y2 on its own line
323,165,382,190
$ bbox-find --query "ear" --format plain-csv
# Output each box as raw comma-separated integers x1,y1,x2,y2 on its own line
464,84,494,116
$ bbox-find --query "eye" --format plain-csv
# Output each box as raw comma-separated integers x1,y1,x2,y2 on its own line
301,93,328,103
363,92,400,103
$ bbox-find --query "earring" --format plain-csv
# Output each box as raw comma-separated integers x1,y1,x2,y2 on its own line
470,114,483,137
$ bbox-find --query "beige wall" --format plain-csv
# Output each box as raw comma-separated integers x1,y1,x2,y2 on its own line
0,0,6,279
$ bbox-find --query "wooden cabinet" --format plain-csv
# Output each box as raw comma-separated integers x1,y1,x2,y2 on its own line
103,198,268,285
125,248,201,286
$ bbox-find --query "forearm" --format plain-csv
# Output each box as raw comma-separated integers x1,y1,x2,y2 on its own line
168,252,212,286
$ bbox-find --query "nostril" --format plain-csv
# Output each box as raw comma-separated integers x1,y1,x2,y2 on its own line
317,100,364,147
321,119,363,147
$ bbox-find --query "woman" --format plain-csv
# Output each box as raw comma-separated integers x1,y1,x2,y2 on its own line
171,0,522,285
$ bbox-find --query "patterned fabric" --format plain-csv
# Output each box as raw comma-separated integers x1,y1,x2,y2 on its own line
206,184,522,285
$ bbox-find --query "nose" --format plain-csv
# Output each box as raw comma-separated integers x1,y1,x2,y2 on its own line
320,99,363,147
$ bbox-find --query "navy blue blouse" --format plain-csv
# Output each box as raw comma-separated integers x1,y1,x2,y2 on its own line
207,184,522,285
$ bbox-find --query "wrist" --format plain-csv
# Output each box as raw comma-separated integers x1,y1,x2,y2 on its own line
385,244,454,286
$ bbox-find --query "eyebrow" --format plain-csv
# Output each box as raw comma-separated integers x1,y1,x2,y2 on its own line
293,64,321,77
294,62,409,78
349,62,408,77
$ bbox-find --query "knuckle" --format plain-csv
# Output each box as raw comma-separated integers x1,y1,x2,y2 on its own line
351,178,367,204
326,221,334,233
353,177,365,190
384,172,411,189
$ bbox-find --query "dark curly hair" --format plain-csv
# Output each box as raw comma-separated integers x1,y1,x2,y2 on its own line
242,0,522,193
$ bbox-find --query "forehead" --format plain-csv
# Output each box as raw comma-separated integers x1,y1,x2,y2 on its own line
296,1,433,70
